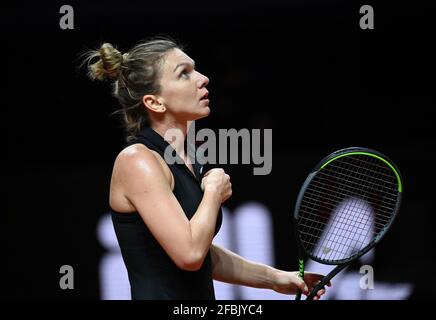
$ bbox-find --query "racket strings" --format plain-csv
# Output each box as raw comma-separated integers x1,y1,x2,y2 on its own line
299,200,375,259
314,156,398,214
304,156,396,248
301,199,385,239
316,164,398,200
317,197,375,259
301,200,376,261
300,156,397,260
299,206,386,237
298,154,399,262
334,157,399,183
319,157,398,194
300,173,396,227
301,186,395,223
302,184,396,219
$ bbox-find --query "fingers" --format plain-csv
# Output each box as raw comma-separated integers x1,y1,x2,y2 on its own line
305,278,328,300
296,271,331,300
309,287,327,300
305,288,325,301
305,272,325,280
305,272,332,288
296,278,309,295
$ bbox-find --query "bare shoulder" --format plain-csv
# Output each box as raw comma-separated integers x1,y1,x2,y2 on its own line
115,143,172,185
115,143,160,172
109,144,173,212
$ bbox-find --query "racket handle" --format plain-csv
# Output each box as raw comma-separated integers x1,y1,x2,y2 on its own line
305,263,348,300
295,290,302,300
295,259,305,300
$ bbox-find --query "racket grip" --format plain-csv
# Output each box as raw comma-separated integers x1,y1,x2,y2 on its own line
295,259,305,300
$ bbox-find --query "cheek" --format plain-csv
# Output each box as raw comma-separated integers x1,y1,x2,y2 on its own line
165,82,196,103
162,90,192,113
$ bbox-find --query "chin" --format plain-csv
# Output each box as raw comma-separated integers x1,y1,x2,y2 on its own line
203,106,211,115
195,107,211,120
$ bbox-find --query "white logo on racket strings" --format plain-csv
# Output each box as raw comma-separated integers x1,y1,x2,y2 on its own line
163,121,272,176
322,247,332,254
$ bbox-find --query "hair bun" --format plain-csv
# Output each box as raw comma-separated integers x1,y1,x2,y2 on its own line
88,43,124,81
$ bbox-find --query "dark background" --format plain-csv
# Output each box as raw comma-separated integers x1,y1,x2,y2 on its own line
5,0,435,299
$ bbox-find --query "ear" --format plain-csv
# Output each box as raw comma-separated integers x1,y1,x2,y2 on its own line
142,95,166,113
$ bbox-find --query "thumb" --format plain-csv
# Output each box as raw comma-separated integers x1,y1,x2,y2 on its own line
296,278,309,294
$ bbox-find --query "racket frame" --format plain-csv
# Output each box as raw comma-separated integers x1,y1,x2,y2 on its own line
293,147,403,300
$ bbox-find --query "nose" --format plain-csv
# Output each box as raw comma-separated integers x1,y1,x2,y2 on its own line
197,71,209,88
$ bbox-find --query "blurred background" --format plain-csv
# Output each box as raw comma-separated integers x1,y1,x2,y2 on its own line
5,0,435,299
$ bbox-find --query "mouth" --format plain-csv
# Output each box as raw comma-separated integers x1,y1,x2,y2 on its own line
200,91,209,100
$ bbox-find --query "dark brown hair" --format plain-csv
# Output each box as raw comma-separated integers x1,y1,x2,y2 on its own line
82,37,181,141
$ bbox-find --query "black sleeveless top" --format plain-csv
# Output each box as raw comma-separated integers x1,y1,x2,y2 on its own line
110,126,222,300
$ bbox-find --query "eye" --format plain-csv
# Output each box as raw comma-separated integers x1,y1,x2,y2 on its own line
180,69,191,79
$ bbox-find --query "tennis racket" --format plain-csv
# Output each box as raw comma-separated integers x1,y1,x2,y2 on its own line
294,147,403,300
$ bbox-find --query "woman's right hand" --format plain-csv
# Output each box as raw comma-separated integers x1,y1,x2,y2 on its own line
201,168,232,203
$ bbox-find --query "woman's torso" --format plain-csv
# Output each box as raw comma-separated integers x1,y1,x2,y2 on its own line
109,126,222,300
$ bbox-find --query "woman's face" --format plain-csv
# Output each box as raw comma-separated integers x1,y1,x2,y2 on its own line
157,48,210,122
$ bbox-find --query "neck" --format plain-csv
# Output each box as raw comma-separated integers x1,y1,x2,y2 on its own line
151,119,194,159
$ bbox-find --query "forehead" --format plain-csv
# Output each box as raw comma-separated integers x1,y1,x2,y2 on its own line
163,48,194,69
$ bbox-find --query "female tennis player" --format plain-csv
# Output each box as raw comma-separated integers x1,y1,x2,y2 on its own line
83,37,330,300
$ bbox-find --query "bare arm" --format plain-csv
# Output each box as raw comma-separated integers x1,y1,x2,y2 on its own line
210,244,330,299
115,146,231,271
210,243,276,289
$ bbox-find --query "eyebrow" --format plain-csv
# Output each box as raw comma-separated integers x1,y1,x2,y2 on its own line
173,61,196,72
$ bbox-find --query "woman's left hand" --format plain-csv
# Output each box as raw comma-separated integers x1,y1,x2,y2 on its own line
271,270,331,300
